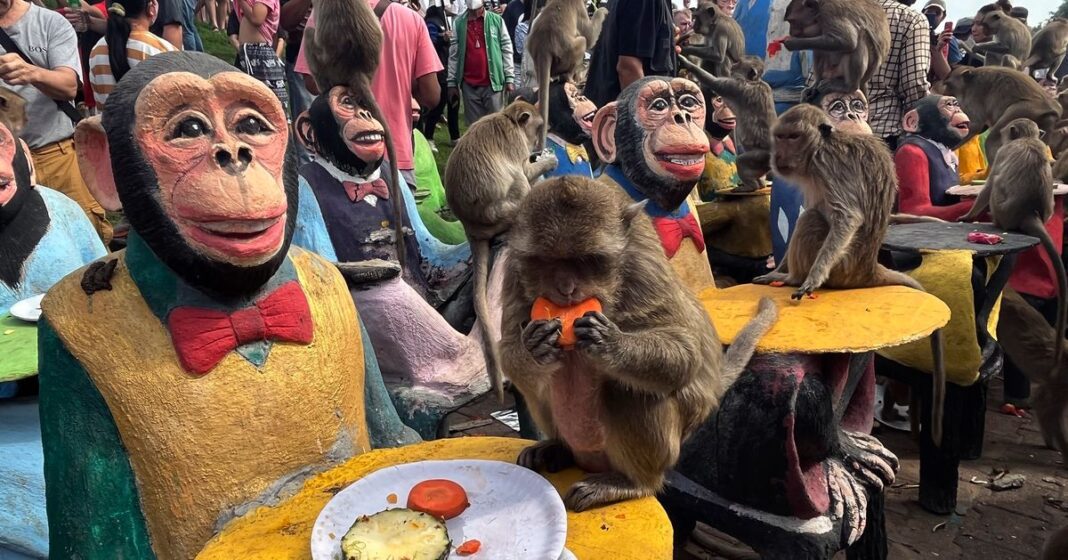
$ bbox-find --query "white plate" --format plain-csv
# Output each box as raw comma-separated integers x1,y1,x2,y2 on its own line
9,294,44,322
311,459,568,560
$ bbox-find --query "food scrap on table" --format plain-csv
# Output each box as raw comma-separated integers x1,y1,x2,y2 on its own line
341,508,450,560
386,493,398,504
407,479,470,520
966,231,1003,245
457,539,482,556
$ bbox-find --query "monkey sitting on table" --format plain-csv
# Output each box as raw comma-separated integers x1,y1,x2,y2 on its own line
501,176,778,511
591,76,716,293
541,81,598,179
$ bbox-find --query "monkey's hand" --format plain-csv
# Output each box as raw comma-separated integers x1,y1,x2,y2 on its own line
792,277,823,300
753,271,789,285
523,319,564,365
517,439,575,473
573,312,622,356
840,430,899,493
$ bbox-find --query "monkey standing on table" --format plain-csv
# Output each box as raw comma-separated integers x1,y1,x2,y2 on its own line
754,104,948,443
943,66,1061,166
959,118,1066,381
682,1,745,78
444,100,558,400
302,0,405,267
678,56,775,193
1025,18,1068,79
781,0,890,94
526,0,607,152
501,176,778,511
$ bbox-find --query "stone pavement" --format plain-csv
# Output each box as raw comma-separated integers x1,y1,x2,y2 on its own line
450,377,1068,558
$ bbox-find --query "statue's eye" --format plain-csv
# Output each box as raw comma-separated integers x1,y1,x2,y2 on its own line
235,115,271,135
340,95,356,108
678,94,700,109
172,117,210,139
851,100,867,112
650,98,669,112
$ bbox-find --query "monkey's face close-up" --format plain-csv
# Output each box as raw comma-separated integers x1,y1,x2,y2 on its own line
784,0,820,38
770,105,827,179
820,90,871,135
328,86,387,166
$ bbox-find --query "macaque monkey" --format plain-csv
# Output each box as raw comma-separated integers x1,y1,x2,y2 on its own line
501,176,778,511
678,56,774,192
997,288,1068,467
973,9,1032,67
754,104,947,443
943,66,1061,165
526,0,607,151
682,1,745,77
303,0,404,266
782,0,890,94
444,101,558,400
0,86,26,138
959,118,1066,381
1026,18,1068,79
997,54,1022,70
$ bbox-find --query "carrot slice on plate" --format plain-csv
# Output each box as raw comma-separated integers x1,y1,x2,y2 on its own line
457,539,481,555
406,479,470,520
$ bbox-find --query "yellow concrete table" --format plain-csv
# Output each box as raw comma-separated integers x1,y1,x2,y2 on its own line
198,437,673,559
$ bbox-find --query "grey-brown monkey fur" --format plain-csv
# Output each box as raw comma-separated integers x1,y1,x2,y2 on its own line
526,0,607,152
500,176,778,511
444,100,557,401
302,0,405,269
682,1,745,78
959,118,1066,384
754,104,948,444
782,0,890,94
678,56,774,192
974,9,1032,67
1025,18,1068,79
996,287,1068,468
0,87,26,137
943,66,1061,166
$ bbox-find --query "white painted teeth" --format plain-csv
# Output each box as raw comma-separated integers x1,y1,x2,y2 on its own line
665,156,701,165
355,133,384,142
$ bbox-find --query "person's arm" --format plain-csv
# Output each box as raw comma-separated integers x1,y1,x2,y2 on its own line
279,0,312,32
412,16,443,109
0,54,78,100
929,42,951,81
900,15,932,109
617,56,644,89
895,145,973,220
447,24,459,87
500,17,515,87
162,23,184,50
240,0,271,26
85,4,106,34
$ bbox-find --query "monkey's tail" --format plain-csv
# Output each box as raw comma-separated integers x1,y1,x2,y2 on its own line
472,238,505,402
536,52,551,154
720,296,778,383
1023,215,1067,380
360,79,406,276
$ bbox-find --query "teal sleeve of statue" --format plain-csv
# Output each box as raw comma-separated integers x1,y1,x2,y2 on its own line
38,318,155,560
359,314,422,449
293,177,340,262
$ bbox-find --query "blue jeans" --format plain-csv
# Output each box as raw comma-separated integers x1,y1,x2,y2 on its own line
182,0,204,51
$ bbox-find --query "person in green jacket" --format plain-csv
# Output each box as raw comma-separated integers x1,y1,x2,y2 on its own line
447,0,515,126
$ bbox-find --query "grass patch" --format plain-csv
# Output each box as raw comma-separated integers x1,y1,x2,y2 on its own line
196,21,237,63
429,104,469,178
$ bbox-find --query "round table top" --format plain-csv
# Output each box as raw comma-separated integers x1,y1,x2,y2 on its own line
197,437,673,560
0,313,37,383
883,222,1039,257
946,183,1068,197
699,284,951,354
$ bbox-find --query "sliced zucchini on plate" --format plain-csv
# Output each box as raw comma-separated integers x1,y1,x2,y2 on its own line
341,508,451,560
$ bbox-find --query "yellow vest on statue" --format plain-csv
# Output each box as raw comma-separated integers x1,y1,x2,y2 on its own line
42,246,370,560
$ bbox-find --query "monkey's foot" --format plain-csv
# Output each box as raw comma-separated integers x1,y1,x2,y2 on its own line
565,472,648,512
840,430,898,493
517,439,575,473
827,460,869,546
752,271,789,285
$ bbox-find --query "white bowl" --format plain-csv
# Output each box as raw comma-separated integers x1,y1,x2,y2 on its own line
311,459,569,560
9,294,44,322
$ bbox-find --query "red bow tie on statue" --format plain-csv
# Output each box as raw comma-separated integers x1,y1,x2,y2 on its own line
652,213,706,258
343,178,390,203
167,281,314,374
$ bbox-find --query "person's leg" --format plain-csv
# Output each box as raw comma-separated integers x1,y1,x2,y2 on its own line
484,86,504,114
447,93,461,141
422,91,446,139
216,0,228,33
31,140,113,244
461,81,484,127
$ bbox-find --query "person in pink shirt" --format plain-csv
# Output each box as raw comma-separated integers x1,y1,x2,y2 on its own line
296,0,442,186
235,0,287,106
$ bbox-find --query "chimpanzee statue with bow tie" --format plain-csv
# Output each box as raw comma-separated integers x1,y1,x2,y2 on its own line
39,52,414,559
592,76,715,292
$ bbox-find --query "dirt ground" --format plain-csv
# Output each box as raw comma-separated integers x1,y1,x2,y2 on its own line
449,376,1068,559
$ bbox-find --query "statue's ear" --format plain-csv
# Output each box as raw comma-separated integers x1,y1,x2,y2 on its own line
593,101,618,163
295,111,318,155
19,139,34,185
74,116,121,211
902,108,921,134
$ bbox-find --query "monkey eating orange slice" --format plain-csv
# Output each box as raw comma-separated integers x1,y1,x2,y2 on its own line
530,297,604,349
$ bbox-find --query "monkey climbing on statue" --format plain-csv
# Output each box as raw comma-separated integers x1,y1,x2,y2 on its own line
781,0,890,94
526,0,607,152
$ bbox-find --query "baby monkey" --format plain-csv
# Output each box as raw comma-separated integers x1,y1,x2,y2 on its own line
501,176,778,511
755,104,948,443
960,118,1066,377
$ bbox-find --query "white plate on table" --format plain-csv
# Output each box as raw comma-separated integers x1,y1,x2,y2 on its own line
311,459,570,560
9,294,44,322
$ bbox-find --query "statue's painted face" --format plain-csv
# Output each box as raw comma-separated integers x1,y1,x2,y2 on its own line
820,90,871,135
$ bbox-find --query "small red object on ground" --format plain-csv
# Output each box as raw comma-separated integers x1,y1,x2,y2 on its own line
457,539,482,555
769,281,786,287
999,403,1030,418
967,231,1003,245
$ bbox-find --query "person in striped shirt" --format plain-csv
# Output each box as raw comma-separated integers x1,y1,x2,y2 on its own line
88,0,176,108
